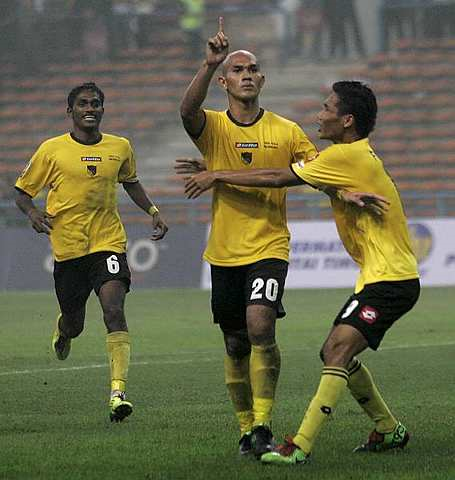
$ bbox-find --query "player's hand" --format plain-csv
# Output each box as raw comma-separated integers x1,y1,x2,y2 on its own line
340,191,390,215
175,157,207,174
28,208,54,235
206,16,229,66
184,172,216,199
150,213,168,241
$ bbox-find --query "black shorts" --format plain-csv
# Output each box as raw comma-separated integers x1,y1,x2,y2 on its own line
210,258,288,332
54,251,131,314
334,279,420,350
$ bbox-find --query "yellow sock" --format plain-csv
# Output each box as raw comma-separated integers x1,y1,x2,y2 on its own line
224,354,254,435
249,343,281,427
348,358,398,433
294,367,348,454
106,331,130,393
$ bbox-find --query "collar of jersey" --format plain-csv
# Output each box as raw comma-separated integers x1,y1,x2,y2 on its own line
69,132,103,146
226,108,264,127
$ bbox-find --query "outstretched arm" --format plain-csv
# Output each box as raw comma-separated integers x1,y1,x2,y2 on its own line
180,16,229,136
122,181,168,240
184,169,390,215
15,188,54,235
174,157,207,174
184,168,300,198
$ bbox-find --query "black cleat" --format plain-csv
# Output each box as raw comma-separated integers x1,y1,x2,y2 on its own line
239,431,253,455
252,424,275,458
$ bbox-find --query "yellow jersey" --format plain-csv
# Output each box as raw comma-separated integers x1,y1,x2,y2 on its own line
15,133,138,262
192,109,317,266
291,138,419,292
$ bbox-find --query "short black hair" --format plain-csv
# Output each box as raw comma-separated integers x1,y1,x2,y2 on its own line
332,81,377,138
67,82,105,108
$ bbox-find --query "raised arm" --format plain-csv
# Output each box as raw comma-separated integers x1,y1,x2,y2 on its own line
180,16,229,136
122,181,168,240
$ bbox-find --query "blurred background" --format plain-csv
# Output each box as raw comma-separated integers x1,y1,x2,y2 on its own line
1,0,454,289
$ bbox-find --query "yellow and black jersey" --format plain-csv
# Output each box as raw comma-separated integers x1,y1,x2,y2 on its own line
191,108,317,266
15,133,137,262
291,138,419,292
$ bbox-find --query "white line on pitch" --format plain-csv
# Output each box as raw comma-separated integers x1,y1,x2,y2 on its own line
0,341,453,377
0,357,217,377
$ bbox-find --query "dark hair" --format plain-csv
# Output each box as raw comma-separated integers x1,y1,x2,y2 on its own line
67,82,105,108
332,81,377,138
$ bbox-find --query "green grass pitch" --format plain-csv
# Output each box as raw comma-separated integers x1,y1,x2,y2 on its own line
0,287,453,480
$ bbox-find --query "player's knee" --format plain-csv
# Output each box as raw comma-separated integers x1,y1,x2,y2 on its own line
103,303,124,320
247,320,275,345
322,339,351,366
224,330,251,358
103,304,126,331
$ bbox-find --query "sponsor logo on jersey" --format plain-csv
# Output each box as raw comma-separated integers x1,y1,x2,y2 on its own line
264,141,278,149
108,155,121,162
235,142,258,148
359,305,379,324
81,156,102,162
87,165,97,176
241,152,253,164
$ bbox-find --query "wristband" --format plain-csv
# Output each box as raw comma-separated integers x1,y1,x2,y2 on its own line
148,205,159,216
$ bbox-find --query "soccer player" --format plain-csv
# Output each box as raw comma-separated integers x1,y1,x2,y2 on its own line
178,16,318,457
184,81,420,465
14,82,168,423
178,18,382,458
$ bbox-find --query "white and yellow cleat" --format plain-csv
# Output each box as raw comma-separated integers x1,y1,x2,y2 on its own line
110,392,133,423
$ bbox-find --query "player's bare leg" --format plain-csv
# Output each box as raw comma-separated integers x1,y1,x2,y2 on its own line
99,280,133,422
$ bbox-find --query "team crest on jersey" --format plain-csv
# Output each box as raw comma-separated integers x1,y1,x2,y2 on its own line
241,152,253,164
81,156,102,162
359,305,379,324
87,165,97,176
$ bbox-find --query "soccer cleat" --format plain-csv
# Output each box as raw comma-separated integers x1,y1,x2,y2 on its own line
251,424,275,458
239,431,253,455
51,315,71,361
109,393,133,423
353,422,410,452
261,436,310,466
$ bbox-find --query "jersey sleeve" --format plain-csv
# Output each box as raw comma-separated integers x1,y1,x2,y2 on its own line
290,145,354,190
291,123,318,164
118,140,138,183
190,109,218,163
15,143,54,198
